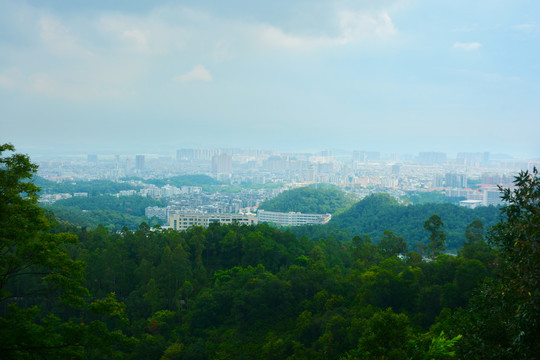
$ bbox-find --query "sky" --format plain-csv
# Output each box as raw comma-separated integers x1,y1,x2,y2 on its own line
0,0,539,158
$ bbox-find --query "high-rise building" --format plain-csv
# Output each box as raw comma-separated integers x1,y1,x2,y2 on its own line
177,148,221,161
263,156,288,171
87,154,98,162
212,153,232,173
320,149,332,157
353,151,380,162
418,152,447,164
445,173,467,188
483,188,504,206
433,174,444,188
136,155,145,171
176,149,194,161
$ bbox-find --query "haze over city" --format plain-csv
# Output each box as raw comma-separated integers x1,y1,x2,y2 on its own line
1,0,539,158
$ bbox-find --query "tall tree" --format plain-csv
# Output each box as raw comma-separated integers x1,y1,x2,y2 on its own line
424,214,446,259
464,220,484,245
379,230,408,258
0,143,87,306
452,168,540,359
0,144,132,359
459,220,493,265
487,168,540,358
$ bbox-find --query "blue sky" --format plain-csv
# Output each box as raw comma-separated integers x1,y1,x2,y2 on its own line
1,0,539,157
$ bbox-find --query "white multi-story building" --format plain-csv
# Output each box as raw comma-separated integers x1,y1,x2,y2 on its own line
145,206,168,219
483,188,505,206
169,212,258,231
257,210,331,227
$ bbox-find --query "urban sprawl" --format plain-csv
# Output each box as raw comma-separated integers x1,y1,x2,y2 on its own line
36,149,538,229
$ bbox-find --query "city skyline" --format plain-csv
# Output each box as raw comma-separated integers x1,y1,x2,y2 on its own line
1,0,539,158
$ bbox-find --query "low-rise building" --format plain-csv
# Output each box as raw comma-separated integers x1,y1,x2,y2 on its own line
257,210,331,226
169,212,258,231
459,199,483,209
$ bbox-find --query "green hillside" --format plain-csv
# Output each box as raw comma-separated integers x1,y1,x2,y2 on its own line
33,176,140,195
293,193,500,251
259,186,356,214
42,195,166,230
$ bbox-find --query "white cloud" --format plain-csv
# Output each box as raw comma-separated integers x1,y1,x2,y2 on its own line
256,25,334,51
255,10,397,51
174,65,213,82
39,15,94,58
513,23,540,34
338,10,397,42
0,2,399,102
0,74,14,88
0,62,140,101
122,28,148,48
453,42,482,50
96,13,188,55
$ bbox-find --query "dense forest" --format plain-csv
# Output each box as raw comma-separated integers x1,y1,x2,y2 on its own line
2,144,539,359
402,191,465,205
259,186,357,215
292,194,500,251
34,176,141,195
42,195,166,230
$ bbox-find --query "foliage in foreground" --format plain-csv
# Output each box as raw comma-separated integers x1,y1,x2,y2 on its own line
1,144,133,358
441,168,540,359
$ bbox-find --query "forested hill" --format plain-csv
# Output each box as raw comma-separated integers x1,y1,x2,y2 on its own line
293,193,500,251
33,176,140,195
42,195,166,230
258,186,356,214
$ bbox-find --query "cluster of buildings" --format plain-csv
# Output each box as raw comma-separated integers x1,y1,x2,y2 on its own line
119,184,202,198
36,148,539,223
447,188,508,208
429,171,517,208
39,192,88,203
37,148,537,191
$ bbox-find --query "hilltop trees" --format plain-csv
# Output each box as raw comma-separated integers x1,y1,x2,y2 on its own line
258,186,356,214
447,168,540,359
424,214,446,258
0,144,131,359
307,194,499,250
0,143,87,306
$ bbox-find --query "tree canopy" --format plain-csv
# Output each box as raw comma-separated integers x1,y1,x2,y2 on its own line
445,168,540,359
296,193,500,250
0,144,132,359
4,143,538,359
259,186,356,214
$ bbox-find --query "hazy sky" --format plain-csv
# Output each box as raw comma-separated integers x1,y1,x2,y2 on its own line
1,0,539,157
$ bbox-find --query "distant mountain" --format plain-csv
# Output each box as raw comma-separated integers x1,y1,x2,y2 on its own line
258,186,356,215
